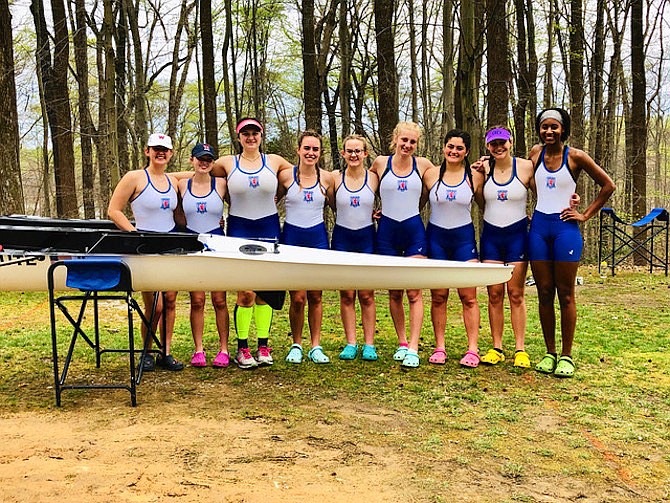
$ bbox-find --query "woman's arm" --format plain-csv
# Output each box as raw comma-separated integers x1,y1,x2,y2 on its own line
567,148,616,222
107,172,139,231
268,153,295,175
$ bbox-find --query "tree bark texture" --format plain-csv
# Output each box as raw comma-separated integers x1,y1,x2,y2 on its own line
485,0,510,128
630,0,646,219
201,0,218,150
31,0,79,217
73,0,96,217
302,0,322,132
0,0,25,214
375,0,398,153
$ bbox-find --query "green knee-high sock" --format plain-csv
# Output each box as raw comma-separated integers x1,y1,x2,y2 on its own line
234,305,253,350
254,303,273,347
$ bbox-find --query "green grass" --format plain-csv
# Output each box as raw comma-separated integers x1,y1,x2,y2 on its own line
0,267,669,500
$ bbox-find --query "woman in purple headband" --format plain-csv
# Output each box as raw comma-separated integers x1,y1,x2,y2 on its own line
527,108,615,378
474,126,535,369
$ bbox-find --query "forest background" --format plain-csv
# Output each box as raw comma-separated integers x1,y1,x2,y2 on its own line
1,0,669,262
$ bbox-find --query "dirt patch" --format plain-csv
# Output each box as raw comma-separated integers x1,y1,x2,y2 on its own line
0,382,647,503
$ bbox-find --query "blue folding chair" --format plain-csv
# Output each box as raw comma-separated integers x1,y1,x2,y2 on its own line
48,258,163,406
598,207,669,276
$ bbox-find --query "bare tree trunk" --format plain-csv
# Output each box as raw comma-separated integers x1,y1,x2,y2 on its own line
569,0,585,150
167,0,197,146
302,0,322,132
486,0,510,127
375,0,398,152
338,0,351,138
456,0,480,152
103,0,119,196
221,0,236,144
543,0,554,108
115,2,130,179
602,3,626,183
408,0,418,122
96,26,111,206
316,0,340,164
201,0,218,150
73,0,96,217
589,0,605,163
620,62,633,214
441,0,454,134
630,0,646,220
31,0,79,217
512,0,536,154
0,0,25,214
126,0,148,165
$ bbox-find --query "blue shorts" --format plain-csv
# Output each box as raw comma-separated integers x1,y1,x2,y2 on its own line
186,227,224,236
480,218,528,262
427,222,478,261
331,224,375,254
280,222,329,250
375,214,426,257
227,213,280,241
528,211,582,262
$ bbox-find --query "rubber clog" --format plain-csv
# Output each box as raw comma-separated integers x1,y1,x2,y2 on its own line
339,344,358,360
308,346,330,364
428,348,447,365
401,351,420,368
513,351,531,368
156,354,184,371
191,351,207,367
140,354,155,372
393,345,409,361
361,344,378,361
212,351,230,368
535,354,557,374
554,356,575,378
459,350,480,368
285,344,303,364
480,348,505,365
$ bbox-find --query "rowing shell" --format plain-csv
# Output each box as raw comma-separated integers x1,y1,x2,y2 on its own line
0,233,513,292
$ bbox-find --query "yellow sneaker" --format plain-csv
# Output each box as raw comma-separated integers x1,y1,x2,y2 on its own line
514,350,531,368
480,348,505,365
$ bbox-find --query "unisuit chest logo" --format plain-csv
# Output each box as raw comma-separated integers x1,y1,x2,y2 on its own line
303,190,314,202
397,179,408,192
446,190,457,202
248,176,260,188
196,202,207,214
160,198,171,210
546,176,556,189
350,196,360,208
497,190,509,202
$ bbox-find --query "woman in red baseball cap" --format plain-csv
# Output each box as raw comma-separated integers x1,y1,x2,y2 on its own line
108,133,183,372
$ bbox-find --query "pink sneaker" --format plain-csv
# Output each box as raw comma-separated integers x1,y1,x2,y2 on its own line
212,351,230,368
234,348,258,369
256,346,274,366
190,351,207,367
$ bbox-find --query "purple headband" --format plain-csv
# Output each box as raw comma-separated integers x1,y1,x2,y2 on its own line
485,127,511,144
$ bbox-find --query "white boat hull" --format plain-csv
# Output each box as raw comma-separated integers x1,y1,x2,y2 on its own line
0,234,513,292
